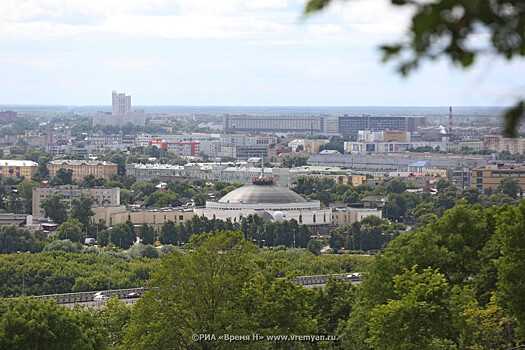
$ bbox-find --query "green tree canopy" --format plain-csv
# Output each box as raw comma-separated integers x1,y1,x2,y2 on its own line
70,192,94,229
57,218,85,243
40,192,69,224
138,223,156,245
0,298,106,349
0,225,40,254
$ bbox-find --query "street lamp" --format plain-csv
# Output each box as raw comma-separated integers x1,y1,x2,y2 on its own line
17,250,30,296
108,260,111,295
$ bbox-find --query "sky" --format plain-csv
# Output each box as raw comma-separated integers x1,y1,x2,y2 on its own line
1,0,524,106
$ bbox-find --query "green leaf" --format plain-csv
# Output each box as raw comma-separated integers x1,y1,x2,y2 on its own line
503,101,524,138
305,0,333,14
460,51,474,67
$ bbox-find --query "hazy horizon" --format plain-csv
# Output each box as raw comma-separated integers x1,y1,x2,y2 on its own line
0,104,507,118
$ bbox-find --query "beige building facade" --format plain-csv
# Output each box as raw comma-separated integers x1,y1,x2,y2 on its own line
32,186,120,217
472,164,525,191
484,135,525,154
92,206,195,227
47,160,118,181
331,207,383,227
0,160,38,179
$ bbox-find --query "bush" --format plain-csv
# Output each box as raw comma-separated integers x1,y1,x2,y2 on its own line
43,240,79,253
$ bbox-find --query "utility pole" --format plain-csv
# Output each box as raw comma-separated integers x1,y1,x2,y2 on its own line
108,261,111,294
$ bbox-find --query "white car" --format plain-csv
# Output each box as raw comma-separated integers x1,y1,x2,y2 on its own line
93,293,107,302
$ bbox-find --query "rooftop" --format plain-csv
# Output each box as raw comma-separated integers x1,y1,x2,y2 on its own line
0,160,38,167
49,160,116,166
218,185,306,204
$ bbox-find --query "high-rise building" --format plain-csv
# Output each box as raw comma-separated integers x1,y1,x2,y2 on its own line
93,91,145,126
112,91,131,115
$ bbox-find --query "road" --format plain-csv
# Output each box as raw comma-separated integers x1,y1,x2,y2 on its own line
29,274,362,307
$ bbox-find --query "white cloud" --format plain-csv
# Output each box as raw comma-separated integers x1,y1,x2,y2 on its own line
244,0,288,10
307,24,341,35
0,0,296,40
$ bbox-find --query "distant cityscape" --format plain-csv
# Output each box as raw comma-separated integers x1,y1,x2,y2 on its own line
0,91,522,237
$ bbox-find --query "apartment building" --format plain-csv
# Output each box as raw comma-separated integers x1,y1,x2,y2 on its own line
32,186,120,217
472,163,525,191
47,160,118,181
484,135,525,154
0,160,38,179
331,207,383,227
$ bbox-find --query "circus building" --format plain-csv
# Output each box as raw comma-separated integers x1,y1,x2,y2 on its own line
194,171,331,227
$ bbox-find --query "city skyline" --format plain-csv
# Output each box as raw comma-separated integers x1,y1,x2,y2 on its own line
1,0,524,106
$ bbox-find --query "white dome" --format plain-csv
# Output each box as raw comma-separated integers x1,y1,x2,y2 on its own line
273,211,285,222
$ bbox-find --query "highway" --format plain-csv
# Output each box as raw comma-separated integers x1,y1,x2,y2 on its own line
29,274,362,307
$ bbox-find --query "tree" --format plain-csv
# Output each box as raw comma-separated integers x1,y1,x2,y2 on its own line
40,192,69,224
142,245,158,259
495,201,525,335
43,239,79,253
497,177,521,199
384,178,407,194
138,223,156,245
17,179,39,214
460,295,519,350
436,179,455,193
109,222,135,249
79,174,106,188
281,154,309,168
0,298,106,349
366,266,454,349
305,0,525,136
120,188,133,205
158,220,179,245
56,218,85,243
98,297,131,348
130,181,156,200
70,192,94,229
460,187,481,205
123,230,257,348
52,168,74,185
480,192,516,207
0,225,38,254
307,239,322,255
6,193,23,214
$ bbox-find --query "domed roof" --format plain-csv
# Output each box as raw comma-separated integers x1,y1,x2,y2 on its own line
218,185,306,204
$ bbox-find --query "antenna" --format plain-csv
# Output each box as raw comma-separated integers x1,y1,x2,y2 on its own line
448,106,453,137
261,155,264,178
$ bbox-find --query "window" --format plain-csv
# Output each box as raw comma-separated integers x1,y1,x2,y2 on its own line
313,214,316,223
299,215,302,223
179,215,183,221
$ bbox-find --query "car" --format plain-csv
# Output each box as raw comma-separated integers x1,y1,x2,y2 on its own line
94,294,108,302
126,292,140,299
345,273,362,281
